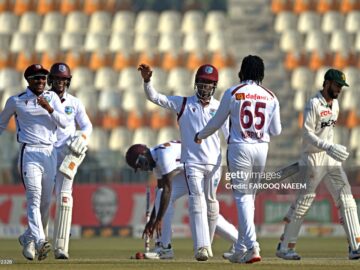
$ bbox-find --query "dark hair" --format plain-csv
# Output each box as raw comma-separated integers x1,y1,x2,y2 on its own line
238,55,265,84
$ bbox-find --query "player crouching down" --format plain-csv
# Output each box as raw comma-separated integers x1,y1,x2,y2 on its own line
47,63,93,259
126,142,239,260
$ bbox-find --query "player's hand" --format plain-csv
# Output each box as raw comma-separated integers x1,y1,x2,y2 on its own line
142,220,154,239
37,96,54,114
138,64,152,83
194,132,202,144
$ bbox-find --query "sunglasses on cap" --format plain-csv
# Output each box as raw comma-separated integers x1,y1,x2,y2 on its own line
27,75,47,80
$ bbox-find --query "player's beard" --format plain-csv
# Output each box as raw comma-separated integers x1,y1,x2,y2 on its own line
328,86,339,99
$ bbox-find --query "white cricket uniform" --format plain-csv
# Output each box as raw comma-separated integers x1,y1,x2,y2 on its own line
0,88,68,247
144,82,228,253
54,92,93,196
198,80,282,252
51,91,92,255
280,91,360,252
150,141,238,247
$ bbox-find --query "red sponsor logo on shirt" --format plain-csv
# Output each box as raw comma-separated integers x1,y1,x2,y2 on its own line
320,110,332,117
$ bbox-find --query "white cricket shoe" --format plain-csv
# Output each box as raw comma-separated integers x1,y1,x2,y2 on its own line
55,248,69,260
37,241,52,261
348,246,360,260
144,244,174,259
229,246,261,264
275,243,301,260
222,243,235,259
195,247,210,261
18,235,35,261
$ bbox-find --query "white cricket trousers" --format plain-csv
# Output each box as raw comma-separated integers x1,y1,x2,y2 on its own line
184,163,220,253
227,143,268,252
19,143,56,247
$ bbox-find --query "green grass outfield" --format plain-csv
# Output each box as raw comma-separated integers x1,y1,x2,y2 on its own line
0,237,359,270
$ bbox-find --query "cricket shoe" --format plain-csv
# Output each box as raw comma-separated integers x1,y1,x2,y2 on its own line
229,246,261,264
222,243,235,259
54,248,69,260
144,244,174,259
37,241,52,261
195,247,210,261
18,234,36,260
348,246,360,260
275,242,301,260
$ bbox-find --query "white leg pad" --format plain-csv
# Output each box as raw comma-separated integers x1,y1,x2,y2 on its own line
54,193,73,253
281,194,315,250
339,195,360,251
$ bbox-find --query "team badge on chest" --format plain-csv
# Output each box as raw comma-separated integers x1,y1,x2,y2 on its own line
64,106,74,115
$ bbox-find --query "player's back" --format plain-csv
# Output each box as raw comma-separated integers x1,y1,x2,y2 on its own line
151,140,182,178
227,81,281,144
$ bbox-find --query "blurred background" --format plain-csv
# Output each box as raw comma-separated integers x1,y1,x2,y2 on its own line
0,0,359,240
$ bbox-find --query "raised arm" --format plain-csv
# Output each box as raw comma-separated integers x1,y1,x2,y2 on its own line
138,63,183,113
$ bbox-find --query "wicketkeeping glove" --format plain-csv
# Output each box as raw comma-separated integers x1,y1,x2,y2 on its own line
326,144,349,162
70,132,88,155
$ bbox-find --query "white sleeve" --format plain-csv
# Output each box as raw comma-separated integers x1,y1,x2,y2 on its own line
144,82,184,113
303,100,332,150
198,90,231,140
0,97,16,135
49,94,69,129
75,101,93,137
220,117,230,141
268,98,282,136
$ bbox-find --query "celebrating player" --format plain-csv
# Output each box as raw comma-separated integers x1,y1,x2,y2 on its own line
125,141,238,260
195,55,282,263
47,62,93,259
276,68,360,260
138,63,228,261
0,64,68,260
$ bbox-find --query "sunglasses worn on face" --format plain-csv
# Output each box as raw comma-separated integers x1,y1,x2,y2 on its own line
28,75,46,80
135,154,150,171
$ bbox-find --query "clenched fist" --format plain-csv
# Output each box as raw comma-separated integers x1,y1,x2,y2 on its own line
138,64,153,83
37,96,54,114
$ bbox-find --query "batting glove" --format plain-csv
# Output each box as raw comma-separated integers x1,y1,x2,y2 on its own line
70,132,88,155
326,144,349,162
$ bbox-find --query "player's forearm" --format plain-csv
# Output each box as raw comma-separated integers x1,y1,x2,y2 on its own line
144,82,161,104
155,182,171,222
303,131,332,150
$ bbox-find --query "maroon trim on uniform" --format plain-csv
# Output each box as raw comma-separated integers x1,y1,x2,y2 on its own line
230,84,246,96
177,97,187,122
20,143,26,190
227,118,232,144
259,85,275,98
183,164,191,195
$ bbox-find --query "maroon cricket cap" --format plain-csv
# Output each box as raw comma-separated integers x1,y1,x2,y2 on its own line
24,64,49,80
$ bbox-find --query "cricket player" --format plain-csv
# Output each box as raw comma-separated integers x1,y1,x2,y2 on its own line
195,55,282,263
138,63,228,261
47,62,92,259
0,64,69,260
125,142,238,259
276,68,360,260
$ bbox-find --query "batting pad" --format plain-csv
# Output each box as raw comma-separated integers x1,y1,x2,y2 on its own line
280,193,315,251
340,195,360,251
54,193,73,253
